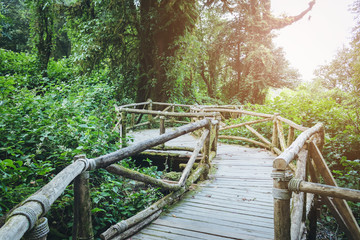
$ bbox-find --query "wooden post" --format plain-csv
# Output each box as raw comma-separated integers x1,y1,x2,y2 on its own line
159,116,165,149
287,126,295,147
171,105,175,127
272,114,279,152
277,120,286,152
131,113,135,129
272,169,291,240
309,142,360,239
73,155,94,240
147,99,153,128
120,111,127,148
290,147,308,239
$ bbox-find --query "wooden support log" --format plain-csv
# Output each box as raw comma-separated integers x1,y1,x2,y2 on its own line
272,169,291,240
245,125,272,146
211,118,220,153
277,116,308,131
115,101,150,109
101,164,207,240
93,118,210,169
0,160,87,240
219,118,272,131
290,148,308,240
111,210,162,240
273,123,323,170
291,181,360,202
179,163,198,170
218,135,269,149
287,126,295,147
179,129,209,186
151,102,192,108
72,155,94,240
120,108,218,118
106,164,181,191
201,108,273,118
100,190,185,240
153,106,171,121
277,120,287,152
147,99,153,128
120,112,127,148
151,146,194,152
131,113,135,128
134,151,202,164
129,121,150,130
309,142,360,239
272,115,279,150
159,116,166,148
159,116,165,135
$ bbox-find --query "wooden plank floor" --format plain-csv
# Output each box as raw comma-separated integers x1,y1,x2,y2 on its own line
129,130,275,240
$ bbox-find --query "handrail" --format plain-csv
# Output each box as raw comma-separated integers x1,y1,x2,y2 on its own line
0,117,219,240
271,120,360,240
2,100,359,240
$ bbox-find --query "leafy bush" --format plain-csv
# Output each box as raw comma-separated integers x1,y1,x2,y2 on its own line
0,49,163,239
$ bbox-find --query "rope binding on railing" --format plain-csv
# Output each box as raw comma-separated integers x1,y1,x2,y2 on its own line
24,217,50,240
288,178,303,194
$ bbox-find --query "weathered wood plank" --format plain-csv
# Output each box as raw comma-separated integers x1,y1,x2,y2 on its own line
128,129,275,240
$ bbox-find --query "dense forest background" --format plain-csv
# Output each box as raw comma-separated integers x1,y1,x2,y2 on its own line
0,0,359,239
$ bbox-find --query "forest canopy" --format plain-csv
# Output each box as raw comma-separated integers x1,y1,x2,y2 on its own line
0,0,315,104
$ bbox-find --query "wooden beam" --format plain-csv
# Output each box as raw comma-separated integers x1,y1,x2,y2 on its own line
277,120,287,152
0,160,87,240
201,108,273,118
119,108,218,118
273,123,323,170
277,116,308,131
290,148,308,240
287,127,295,147
218,135,269,149
297,181,360,202
273,170,291,240
106,164,181,191
73,155,94,240
93,118,210,169
309,142,360,239
101,164,208,240
219,118,272,131
245,125,272,146
179,129,209,186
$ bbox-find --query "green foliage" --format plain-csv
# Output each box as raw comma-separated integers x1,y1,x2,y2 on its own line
0,49,163,239
0,0,31,52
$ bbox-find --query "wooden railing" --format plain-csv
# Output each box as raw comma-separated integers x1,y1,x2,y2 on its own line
114,100,219,147
273,123,360,240
0,109,219,240
191,105,306,156
192,105,360,240
1,101,359,240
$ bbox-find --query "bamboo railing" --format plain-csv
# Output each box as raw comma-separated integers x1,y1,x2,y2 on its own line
0,113,219,240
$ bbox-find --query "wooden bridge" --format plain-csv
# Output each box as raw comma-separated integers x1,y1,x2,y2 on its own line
1,101,360,240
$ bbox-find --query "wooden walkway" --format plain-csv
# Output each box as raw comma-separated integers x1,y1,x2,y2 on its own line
129,130,275,240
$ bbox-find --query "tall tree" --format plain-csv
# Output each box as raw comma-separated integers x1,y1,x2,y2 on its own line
29,0,55,77
220,0,314,103
0,0,31,52
136,0,199,103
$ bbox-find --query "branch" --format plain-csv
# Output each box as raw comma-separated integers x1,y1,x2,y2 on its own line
267,1,316,31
